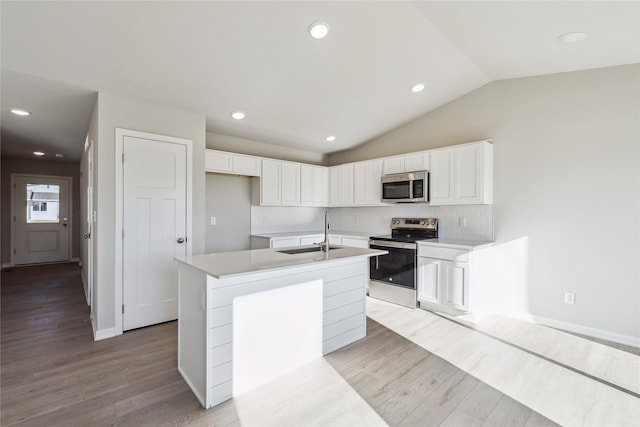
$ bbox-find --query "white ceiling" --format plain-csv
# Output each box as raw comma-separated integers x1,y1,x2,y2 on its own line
1,1,638,162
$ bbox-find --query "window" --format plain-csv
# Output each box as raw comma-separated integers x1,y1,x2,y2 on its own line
26,184,60,223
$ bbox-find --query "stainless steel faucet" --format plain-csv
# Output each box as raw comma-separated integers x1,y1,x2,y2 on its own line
315,210,330,252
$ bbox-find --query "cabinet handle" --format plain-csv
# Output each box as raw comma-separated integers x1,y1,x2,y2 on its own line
177,237,185,244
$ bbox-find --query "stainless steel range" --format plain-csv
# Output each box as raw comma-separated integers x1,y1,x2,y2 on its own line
369,218,438,308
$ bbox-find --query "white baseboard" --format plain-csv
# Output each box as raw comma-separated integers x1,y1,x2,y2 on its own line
1,263,13,269
509,312,640,348
92,318,117,341
71,257,81,266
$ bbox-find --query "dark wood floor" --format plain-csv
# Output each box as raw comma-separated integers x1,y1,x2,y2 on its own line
1,263,556,426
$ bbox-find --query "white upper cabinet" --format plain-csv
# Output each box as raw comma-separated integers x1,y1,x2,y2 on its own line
260,159,282,205
382,151,430,175
205,149,261,176
281,161,301,206
354,159,385,206
301,165,329,207
429,141,493,205
329,164,354,207
260,159,300,206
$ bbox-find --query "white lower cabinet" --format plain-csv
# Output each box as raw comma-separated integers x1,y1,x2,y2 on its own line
418,245,471,313
329,234,370,249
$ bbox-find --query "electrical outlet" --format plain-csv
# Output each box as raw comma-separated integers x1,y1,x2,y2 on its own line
564,292,575,305
459,217,467,227
210,216,216,225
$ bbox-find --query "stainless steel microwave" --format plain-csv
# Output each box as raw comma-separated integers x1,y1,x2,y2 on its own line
381,171,429,203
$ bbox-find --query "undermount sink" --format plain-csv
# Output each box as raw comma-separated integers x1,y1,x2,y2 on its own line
276,246,341,255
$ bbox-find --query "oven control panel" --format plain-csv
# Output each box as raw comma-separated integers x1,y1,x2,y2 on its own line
390,217,438,230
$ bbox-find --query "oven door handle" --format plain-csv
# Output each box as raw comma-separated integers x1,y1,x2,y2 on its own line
369,240,417,250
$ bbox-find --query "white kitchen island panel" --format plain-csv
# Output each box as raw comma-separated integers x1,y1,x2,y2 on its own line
176,246,384,409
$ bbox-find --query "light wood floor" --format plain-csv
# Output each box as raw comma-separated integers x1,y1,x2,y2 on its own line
2,263,556,426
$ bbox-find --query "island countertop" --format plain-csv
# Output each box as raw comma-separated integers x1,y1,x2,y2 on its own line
175,246,386,279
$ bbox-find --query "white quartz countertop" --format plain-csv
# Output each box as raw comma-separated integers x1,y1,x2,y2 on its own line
175,246,386,279
418,238,494,250
251,230,373,239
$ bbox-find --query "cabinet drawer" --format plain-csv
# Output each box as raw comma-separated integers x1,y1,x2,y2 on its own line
418,246,469,262
271,237,301,248
340,237,369,248
300,235,323,246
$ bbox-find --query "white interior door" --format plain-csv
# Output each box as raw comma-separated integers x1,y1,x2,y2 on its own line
123,135,187,330
12,175,71,265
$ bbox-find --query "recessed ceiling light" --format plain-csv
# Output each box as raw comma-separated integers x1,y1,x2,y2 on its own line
33,151,45,156
325,135,336,142
231,111,246,120
308,22,330,39
558,32,587,43
55,153,64,158
10,108,31,116
411,83,425,93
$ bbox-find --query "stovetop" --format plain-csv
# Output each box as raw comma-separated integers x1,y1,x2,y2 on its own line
370,217,438,243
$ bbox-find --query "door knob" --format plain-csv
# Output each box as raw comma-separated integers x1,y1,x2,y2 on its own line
83,234,91,239
177,237,185,244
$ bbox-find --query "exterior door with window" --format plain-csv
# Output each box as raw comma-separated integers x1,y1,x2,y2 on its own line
12,175,71,265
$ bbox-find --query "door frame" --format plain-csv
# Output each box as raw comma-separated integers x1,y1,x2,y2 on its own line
10,173,73,267
82,136,94,309
114,128,193,335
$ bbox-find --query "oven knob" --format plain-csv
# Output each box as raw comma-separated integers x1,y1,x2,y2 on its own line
389,277,393,282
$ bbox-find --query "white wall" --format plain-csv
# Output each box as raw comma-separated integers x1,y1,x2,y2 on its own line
207,132,327,165
330,64,640,342
329,204,493,241
251,206,326,234
91,92,206,336
206,174,252,253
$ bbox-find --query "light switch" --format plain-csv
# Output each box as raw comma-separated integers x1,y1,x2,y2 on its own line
210,216,216,225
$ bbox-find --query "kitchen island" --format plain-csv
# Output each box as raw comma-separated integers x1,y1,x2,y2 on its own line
175,246,385,409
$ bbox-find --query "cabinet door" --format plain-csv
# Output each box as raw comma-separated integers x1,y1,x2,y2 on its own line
261,159,281,205
454,144,483,204
382,157,404,175
300,165,314,206
280,162,300,206
404,152,429,172
233,154,261,176
442,261,469,311
205,150,233,173
313,166,329,206
330,165,354,206
429,148,455,205
354,160,383,206
418,257,441,305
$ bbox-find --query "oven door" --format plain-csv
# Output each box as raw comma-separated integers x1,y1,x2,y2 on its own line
369,240,416,289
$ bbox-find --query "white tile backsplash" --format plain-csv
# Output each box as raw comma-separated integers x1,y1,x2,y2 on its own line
251,206,326,234
252,204,493,241
328,204,493,241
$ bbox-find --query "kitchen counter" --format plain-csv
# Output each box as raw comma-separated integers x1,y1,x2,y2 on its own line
175,246,386,409
250,230,374,239
418,238,493,250
175,246,384,279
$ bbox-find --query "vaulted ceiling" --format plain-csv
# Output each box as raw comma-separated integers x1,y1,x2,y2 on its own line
2,1,638,161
